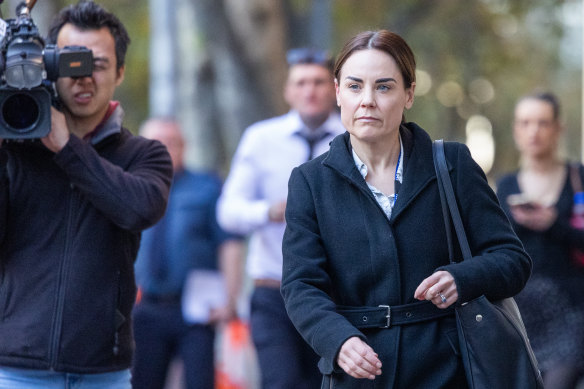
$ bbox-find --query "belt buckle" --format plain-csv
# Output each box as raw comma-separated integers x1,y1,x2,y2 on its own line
378,305,391,328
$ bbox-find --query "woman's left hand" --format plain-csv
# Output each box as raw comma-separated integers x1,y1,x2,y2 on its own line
414,271,458,308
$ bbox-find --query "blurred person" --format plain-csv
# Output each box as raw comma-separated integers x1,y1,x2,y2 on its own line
216,47,345,388
132,118,243,389
497,92,584,389
0,2,173,388
281,29,532,387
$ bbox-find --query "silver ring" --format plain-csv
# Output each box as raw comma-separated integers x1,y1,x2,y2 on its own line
439,293,447,304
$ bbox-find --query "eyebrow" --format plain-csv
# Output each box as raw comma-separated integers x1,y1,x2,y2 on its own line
93,57,110,63
345,76,397,83
375,77,396,83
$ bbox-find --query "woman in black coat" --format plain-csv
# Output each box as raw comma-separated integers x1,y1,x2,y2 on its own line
497,92,584,388
281,29,532,388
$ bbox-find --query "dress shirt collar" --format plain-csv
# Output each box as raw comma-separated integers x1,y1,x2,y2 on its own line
283,110,343,137
352,135,404,184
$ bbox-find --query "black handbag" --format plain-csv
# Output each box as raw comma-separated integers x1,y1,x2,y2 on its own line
432,140,544,389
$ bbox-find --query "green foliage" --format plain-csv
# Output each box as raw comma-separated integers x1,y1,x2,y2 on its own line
326,0,581,176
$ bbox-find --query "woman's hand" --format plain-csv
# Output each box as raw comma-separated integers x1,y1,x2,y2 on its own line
337,336,382,380
510,203,557,232
414,270,458,308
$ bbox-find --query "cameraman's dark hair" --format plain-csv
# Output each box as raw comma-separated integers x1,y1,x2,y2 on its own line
47,1,130,70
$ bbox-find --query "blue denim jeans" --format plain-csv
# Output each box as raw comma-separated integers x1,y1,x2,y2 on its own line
0,367,131,389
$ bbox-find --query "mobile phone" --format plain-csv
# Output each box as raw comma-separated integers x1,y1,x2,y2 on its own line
507,194,536,210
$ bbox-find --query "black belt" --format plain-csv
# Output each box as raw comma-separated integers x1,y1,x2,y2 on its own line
338,300,454,329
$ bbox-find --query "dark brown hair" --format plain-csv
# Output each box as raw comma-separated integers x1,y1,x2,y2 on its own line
334,30,416,89
47,1,130,70
517,91,561,121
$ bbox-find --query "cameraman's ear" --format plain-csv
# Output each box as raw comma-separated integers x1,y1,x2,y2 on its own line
115,65,125,86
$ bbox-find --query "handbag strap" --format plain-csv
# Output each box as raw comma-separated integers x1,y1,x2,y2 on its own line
433,142,454,263
432,140,472,262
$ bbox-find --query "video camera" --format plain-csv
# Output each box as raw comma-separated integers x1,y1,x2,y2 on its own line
0,0,93,139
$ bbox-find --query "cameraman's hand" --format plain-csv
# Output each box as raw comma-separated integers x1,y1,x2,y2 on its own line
42,107,70,153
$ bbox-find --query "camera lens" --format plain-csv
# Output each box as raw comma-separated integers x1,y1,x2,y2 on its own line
2,92,39,132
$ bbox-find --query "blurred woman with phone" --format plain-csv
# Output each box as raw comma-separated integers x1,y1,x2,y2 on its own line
497,92,584,389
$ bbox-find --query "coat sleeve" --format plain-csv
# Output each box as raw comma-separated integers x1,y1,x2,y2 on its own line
53,134,173,232
546,218,584,252
281,166,364,375
545,163,584,251
216,129,271,235
0,146,7,243
437,143,532,304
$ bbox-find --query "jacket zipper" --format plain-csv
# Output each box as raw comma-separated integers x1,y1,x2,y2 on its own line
112,269,122,356
48,184,77,368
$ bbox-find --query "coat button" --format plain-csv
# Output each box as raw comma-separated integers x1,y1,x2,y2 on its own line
476,314,483,322
405,312,413,318
362,316,368,322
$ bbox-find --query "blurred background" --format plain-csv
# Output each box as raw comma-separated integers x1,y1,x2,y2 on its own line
1,1,581,388
3,0,582,180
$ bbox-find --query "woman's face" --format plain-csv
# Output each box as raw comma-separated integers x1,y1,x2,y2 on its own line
335,49,415,144
513,98,561,159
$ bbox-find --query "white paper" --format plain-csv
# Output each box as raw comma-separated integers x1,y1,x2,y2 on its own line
182,270,227,324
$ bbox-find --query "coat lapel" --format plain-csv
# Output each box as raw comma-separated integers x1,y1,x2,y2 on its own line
391,123,439,222
322,124,445,223
322,132,373,195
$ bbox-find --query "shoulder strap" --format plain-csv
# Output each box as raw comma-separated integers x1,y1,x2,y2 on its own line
432,140,472,262
433,141,454,263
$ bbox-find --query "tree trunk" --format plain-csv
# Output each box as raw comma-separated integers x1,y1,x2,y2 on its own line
148,0,177,118
150,0,288,174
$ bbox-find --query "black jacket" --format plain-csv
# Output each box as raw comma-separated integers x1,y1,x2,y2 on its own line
0,121,172,373
281,123,532,388
497,167,584,283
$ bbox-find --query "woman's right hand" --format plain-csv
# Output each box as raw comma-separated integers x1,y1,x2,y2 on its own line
268,200,287,222
337,336,382,380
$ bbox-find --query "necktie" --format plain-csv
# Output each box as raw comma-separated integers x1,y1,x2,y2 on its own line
296,130,330,161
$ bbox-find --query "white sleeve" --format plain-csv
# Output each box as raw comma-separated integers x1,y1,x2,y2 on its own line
217,130,271,235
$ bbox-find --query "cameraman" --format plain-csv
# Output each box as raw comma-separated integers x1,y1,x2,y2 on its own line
0,2,172,388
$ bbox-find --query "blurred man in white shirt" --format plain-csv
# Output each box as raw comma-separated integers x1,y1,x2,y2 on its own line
217,48,344,388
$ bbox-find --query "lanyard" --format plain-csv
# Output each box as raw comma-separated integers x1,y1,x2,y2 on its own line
392,147,402,207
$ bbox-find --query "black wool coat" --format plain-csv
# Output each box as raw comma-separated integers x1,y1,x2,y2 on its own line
281,123,532,388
